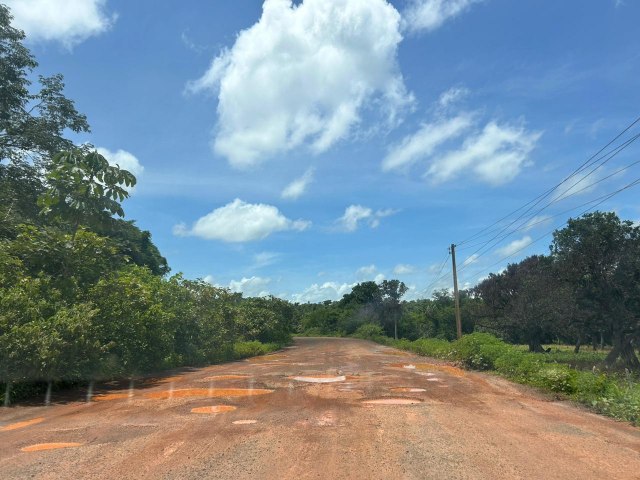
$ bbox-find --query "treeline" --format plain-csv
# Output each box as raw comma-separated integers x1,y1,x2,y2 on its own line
295,211,640,371
0,7,293,404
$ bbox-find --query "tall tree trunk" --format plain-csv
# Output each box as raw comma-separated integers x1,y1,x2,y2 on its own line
574,334,582,354
528,339,545,353
605,333,640,370
4,382,11,407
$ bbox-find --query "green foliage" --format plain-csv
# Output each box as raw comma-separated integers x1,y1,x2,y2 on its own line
452,333,510,370
352,323,386,340
233,341,280,360
0,5,89,164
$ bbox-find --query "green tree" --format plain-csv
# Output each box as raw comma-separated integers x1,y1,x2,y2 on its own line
0,5,89,165
380,279,408,339
39,149,136,237
551,212,640,369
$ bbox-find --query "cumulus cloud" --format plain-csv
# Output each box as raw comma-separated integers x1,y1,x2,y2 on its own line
382,114,473,171
96,147,144,178
291,281,355,303
187,0,413,168
281,167,315,200
5,0,115,48
228,276,271,297
173,199,310,242
402,0,482,34
356,264,385,283
393,264,416,275
426,121,542,185
337,205,398,232
496,236,532,257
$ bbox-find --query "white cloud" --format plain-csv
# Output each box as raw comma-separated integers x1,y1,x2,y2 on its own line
496,236,532,257
356,264,385,283
174,198,310,242
228,276,271,297
426,121,542,185
187,0,413,168
523,215,552,231
462,254,479,267
337,204,398,232
393,264,416,275
551,168,603,202
438,86,469,109
96,147,144,178
253,251,280,268
382,114,473,171
402,0,482,34
5,0,115,48
291,281,355,303
281,167,315,200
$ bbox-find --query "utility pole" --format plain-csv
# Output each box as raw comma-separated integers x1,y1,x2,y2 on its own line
450,243,462,339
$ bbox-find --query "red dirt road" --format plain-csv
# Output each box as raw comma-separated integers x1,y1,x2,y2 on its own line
1,337,639,479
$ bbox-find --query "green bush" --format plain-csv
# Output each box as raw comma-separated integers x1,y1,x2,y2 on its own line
407,338,453,359
232,341,280,360
452,333,508,370
532,364,578,394
352,323,386,340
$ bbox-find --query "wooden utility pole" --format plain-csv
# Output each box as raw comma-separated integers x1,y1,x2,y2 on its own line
450,243,462,339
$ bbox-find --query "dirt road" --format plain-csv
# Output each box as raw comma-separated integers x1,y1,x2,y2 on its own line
1,337,639,479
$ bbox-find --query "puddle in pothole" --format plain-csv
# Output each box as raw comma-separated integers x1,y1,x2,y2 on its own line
362,398,422,405
199,375,250,382
145,388,273,399
233,419,258,425
21,443,82,452
191,405,236,414
390,387,427,393
1,417,44,431
291,375,346,383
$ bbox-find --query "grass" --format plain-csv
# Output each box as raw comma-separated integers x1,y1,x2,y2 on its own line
353,325,640,425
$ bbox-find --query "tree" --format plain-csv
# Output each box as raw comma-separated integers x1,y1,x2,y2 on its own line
380,279,407,339
474,255,569,352
551,212,640,369
39,149,136,237
0,5,89,165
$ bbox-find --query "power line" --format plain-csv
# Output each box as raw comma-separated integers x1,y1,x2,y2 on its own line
456,147,640,256
456,115,640,247
423,251,450,295
460,175,640,285
455,128,640,270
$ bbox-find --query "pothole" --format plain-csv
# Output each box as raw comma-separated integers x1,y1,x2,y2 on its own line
199,375,249,382
362,398,422,405
1,417,45,431
390,363,465,377
191,405,237,414
291,375,346,383
21,443,82,452
233,419,258,425
144,388,273,399
390,387,427,393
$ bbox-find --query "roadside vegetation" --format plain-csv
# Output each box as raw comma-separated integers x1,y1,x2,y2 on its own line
294,212,640,424
0,7,292,405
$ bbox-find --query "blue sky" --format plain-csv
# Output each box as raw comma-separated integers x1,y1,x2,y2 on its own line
9,0,640,301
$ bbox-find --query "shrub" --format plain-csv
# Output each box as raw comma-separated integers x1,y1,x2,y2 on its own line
532,364,578,394
452,333,508,370
232,341,279,360
408,338,453,359
353,323,386,340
